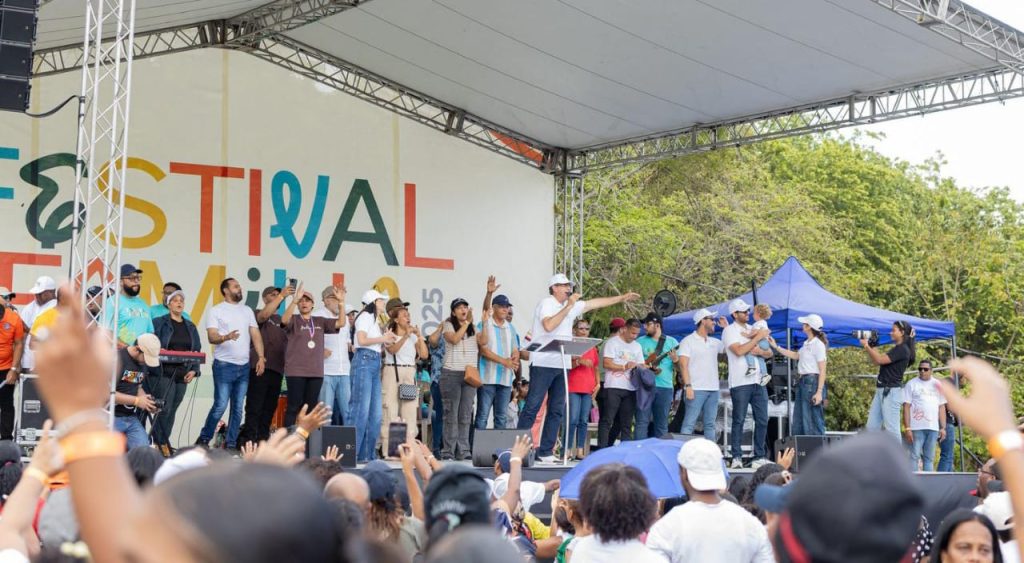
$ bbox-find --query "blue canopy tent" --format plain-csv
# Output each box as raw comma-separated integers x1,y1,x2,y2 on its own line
663,257,955,348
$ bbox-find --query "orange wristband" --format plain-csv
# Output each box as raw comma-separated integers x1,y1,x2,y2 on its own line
988,430,1024,460
59,431,126,465
295,427,310,440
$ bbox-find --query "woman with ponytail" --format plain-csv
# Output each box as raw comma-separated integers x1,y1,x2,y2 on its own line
862,320,915,441
350,290,397,463
770,314,829,435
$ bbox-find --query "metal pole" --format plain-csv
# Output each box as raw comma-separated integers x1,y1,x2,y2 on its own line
951,335,965,472
786,327,793,436
560,343,570,466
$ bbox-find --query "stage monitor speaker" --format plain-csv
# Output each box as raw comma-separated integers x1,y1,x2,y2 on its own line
659,433,704,445
307,425,356,469
775,435,828,472
16,374,49,444
472,429,535,468
0,0,39,113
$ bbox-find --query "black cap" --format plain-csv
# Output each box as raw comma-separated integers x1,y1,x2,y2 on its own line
642,312,663,325
450,297,469,310
424,465,492,547
119,264,142,278
362,466,398,502
774,432,924,563
492,295,513,308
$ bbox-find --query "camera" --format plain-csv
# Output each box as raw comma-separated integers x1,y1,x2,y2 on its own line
152,397,166,412
852,330,879,347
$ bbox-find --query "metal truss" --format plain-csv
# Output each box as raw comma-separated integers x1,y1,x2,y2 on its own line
247,36,557,172
554,171,585,290
225,0,363,47
69,0,138,422
567,68,1024,173
871,0,1024,75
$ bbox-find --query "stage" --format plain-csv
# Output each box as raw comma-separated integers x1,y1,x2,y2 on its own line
377,460,979,523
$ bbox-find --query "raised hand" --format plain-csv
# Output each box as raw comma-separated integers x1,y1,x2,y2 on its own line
332,284,347,302
241,441,258,461
253,428,306,466
776,447,795,470
486,275,500,294
567,293,582,306
717,317,729,329
322,445,342,462
295,402,331,435
622,292,641,302
510,433,533,460
34,283,113,423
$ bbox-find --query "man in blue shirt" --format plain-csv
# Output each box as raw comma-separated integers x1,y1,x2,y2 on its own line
104,263,154,346
636,313,678,439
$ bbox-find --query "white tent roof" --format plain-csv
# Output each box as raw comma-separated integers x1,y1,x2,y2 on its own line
33,0,1024,161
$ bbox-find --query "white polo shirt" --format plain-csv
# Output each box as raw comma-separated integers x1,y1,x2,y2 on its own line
677,332,724,392
722,322,761,388
529,295,586,369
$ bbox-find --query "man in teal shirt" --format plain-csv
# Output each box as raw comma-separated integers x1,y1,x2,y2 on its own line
636,313,678,438
104,263,155,346
149,281,192,321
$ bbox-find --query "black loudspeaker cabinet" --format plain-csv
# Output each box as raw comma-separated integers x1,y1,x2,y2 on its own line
0,0,39,112
775,435,828,472
308,425,356,469
659,433,705,445
472,429,535,468
16,374,49,444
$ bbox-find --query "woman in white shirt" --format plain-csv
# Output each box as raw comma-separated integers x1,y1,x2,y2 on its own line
351,289,397,463
770,314,828,435
382,298,427,458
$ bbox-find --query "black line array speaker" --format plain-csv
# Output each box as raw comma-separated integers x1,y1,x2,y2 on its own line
774,435,829,472
307,425,357,469
471,429,535,468
0,0,39,112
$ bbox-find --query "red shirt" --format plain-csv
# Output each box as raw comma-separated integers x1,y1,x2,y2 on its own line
567,348,600,394
0,308,25,370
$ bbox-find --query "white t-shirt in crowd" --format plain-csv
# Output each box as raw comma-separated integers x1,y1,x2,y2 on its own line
602,335,643,391
386,332,421,365
206,301,258,365
354,311,383,353
529,295,586,369
19,299,55,370
722,322,761,388
903,376,947,431
570,536,669,563
313,306,349,375
797,337,827,375
646,499,775,563
677,332,724,392
1000,540,1020,563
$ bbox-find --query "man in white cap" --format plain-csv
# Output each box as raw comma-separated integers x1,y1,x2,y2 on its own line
647,438,774,562
721,298,772,469
517,273,639,463
315,286,351,426
112,333,162,449
677,309,725,440
0,289,25,439
19,275,57,372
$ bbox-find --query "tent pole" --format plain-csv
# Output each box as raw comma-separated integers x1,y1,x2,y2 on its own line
951,335,964,472
787,328,793,437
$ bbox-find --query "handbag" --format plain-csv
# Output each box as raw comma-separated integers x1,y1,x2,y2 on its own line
464,365,482,388
393,362,418,402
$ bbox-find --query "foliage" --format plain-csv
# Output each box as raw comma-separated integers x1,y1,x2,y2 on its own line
580,134,1024,468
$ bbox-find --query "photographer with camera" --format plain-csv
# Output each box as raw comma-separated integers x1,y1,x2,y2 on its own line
113,333,163,449
861,320,915,441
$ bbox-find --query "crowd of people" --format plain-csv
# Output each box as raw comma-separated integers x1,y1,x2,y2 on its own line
0,267,981,474
0,282,1015,563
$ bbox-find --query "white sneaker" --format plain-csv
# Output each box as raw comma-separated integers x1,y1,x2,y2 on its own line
750,457,769,469
729,458,744,469
537,455,560,464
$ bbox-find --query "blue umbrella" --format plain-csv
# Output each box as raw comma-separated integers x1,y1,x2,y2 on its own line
559,438,686,500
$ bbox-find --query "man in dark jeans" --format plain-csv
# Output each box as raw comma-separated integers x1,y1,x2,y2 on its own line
0,289,24,440
597,319,644,448
239,286,287,446
518,274,639,463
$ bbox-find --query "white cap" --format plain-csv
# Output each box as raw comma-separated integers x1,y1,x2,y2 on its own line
677,438,726,492
361,289,387,305
548,273,571,287
489,474,546,512
727,298,751,315
692,308,717,325
344,304,358,315
797,314,824,331
135,333,162,368
154,449,209,485
976,492,1013,531
29,276,57,295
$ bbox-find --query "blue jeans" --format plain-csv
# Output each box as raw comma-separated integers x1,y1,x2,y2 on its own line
567,392,592,451
730,384,769,459
938,424,956,471
635,387,674,439
792,374,827,435
349,349,383,462
516,366,566,457
476,384,511,429
431,380,444,454
910,429,939,471
199,359,249,448
681,390,719,440
114,416,149,450
320,374,351,426
867,387,903,441
745,340,770,373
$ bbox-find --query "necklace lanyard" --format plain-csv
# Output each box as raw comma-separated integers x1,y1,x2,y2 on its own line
305,317,315,339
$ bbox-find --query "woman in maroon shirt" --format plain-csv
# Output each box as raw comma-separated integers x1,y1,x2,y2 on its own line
280,283,348,427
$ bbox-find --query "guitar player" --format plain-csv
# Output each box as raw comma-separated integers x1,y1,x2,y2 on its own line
636,313,679,439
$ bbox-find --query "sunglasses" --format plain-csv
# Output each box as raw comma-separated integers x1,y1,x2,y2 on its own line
919,367,931,372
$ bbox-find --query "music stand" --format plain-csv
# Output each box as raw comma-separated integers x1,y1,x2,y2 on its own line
530,336,602,466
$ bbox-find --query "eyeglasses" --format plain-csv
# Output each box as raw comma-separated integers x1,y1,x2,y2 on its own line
122,275,141,282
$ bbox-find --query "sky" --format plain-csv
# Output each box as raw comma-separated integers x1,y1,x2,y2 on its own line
853,1,1024,200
